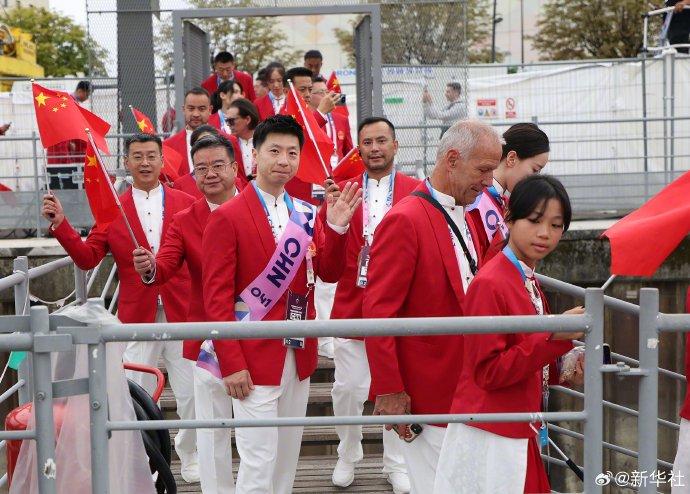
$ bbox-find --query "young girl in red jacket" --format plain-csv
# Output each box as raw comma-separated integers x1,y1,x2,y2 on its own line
434,174,584,494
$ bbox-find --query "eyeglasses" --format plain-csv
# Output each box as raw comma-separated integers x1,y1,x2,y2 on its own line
193,162,231,177
128,154,161,164
225,117,236,126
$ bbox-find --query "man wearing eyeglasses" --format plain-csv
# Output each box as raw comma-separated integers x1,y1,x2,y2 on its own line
41,133,200,482
133,134,239,494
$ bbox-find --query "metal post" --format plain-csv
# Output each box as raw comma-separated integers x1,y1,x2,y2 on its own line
31,132,43,238
670,51,676,176
584,288,604,493
30,306,57,494
640,51,650,199
13,256,32,405
74,265,88,304
88,340,109,493
662,50,669,183
638,288,660,494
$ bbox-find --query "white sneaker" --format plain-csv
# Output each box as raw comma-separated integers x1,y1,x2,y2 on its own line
180,455,200,483
332,458,356,487
387,471,411,494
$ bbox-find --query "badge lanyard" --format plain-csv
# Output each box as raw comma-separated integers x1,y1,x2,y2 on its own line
268,92,283,114
503,245,550,445
486,185,504,208
252,182,315,291
362,170,396,244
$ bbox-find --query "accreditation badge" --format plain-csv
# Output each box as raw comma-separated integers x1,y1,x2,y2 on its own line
311,183,326,200
284,290,307,349
356,243,371,288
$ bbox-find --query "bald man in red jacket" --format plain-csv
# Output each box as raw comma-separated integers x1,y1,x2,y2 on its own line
41,133,200,483
363,120,502,493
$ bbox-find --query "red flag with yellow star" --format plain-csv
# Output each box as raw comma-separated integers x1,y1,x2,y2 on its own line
332,147,365,183
32,83,110,153
84,143,119,230
129,106,156,135
280,85,333,185
160,142,182,184
326,71,349,118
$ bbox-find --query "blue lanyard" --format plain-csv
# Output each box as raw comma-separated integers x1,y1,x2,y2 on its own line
502,245,526,281
161,185,165,219
252,182,293,238
486,185,503,206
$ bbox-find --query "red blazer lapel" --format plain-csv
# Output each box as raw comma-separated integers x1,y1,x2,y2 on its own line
120,188,150,250
242,185,276,257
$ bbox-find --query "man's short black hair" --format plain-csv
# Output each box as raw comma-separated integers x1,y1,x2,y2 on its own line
256,68,269,86
357,117,396,140
312,75,327,84
304,49,323,61
253,115,304,150
125,133,162,155
230,99,260,130
447,82,462,94
285,67,314,85
190,134,235,164
184,86,211,103
214,51,234,64
190,124,220,147
76,80,92,93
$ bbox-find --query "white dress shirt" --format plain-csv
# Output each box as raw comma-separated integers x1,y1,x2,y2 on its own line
363,173,393,241
238,137,254,177
256,186,347,239
185,128,194,174
271,95,285,114
429,186,478,293
318,111,339,168
132,184,164,254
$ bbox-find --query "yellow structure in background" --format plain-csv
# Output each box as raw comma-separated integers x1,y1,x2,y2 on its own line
0,24,44,91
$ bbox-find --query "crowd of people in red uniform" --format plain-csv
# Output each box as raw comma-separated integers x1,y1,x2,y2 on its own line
37,48,690,494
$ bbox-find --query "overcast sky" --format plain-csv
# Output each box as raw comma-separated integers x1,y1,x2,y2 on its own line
49,0,88,26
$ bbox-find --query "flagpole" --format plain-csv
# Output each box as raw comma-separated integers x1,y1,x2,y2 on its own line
84,128,140,249
336,147,358,168
287,79,331,179
128,105,137,126
601,274,617,291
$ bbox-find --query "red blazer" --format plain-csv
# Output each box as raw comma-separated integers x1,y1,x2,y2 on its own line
201,71,256,102
362,181,482,418
466,187,506,264
314,111,353,161
52,185,194,324
201,184,347,385
254,94,285,121
172,172,246,200
326,173,420,335
163,129,246,182
209,112,224,130
451,252,573,438
150,198,215,360
681,288,690,420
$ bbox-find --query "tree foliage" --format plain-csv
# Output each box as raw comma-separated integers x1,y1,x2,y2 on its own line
154,0,301,76
334,0,501,67
0,5,107,76
531,0,659,60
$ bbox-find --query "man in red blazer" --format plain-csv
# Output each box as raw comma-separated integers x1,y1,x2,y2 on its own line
133,135,239,493
201,115,362,494
324,117,417,493
41,133,200,482
310,76,353,163
362,120,502,493
201,51,256,102
253,63,286,121
171,123,247,200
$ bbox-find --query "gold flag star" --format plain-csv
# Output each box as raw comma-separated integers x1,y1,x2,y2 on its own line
137,118,149,131
35,92,50,107
60,103,67,108
51,107,59,112
86,154,98,167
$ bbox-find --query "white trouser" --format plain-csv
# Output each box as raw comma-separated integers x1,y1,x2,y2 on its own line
232,350,310,494
400,424,446,494
434,423,527,494
315,278,337,351
332,337,406,473
123,307,197,459
194,365,235,494
673,418,690,493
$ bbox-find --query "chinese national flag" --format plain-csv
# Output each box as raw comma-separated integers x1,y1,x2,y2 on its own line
333,147,365,183
130,106,156,135
84,143,119,231
327,71,349,118
160,143,182,184
32,83,110,153
602,170,690,276
280,88,333,185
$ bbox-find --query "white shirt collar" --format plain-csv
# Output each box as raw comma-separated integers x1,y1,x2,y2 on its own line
432,186,462,211
366,172,392,187
132,184,162,199
239,136,253,146
256,185,286,206
519,260,535,278
207,200,221,211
